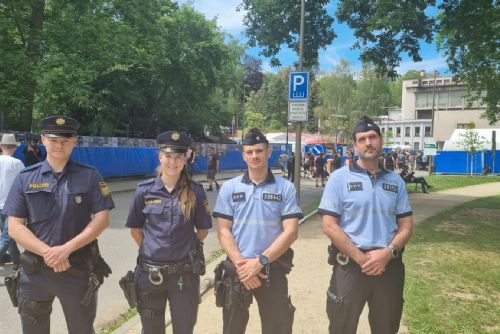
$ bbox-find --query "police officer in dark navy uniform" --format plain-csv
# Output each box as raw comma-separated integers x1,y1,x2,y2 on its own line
126,131,212,334
319,116,414,334
3,115,115,334
212,128,303,334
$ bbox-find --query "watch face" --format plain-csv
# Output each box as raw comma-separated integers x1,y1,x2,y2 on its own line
391,248,400,258
259,255,269,265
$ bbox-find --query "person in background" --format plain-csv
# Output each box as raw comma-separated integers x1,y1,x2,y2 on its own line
314,153,326,187
207,154,220,191
23,138,43,167
125,131,211,334
0,134,24,269
287,152,295,183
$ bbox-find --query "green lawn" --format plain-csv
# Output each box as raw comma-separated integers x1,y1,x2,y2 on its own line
406,174,500,193
404,196,500,333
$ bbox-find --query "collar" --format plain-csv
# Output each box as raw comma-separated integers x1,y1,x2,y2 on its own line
40,159,76,174
349,160,390,177
241,168,276,185
152,175,180,193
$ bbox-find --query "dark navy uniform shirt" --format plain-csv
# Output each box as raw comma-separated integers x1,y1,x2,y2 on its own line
3,159,115,246
126,177,212,263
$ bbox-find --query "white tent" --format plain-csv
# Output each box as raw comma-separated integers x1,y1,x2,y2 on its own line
442,128,500,151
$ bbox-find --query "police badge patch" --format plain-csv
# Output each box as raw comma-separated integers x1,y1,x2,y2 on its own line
203,199,210,215
99,182,111,197
74,195,82,204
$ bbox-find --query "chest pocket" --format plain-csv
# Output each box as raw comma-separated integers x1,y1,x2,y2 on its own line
67,184,90,212
26,188,53,224
142,205,164,216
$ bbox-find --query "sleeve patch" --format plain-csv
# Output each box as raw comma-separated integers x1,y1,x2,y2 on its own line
99,182,112,197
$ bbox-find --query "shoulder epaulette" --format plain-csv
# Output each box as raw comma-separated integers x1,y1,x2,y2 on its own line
73,161,96,170
191,180,204,188
20,164,42,173
138,178,155,187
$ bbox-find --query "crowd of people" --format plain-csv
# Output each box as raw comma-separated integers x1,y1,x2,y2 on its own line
1,115,420,334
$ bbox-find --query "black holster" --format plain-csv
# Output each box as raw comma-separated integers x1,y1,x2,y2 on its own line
213,260,253,310
119,270,138,308
189,240,206,275
271,248,294,274
71,240,111,307
4,270,20,307
20,252,41,274
327,244,336,265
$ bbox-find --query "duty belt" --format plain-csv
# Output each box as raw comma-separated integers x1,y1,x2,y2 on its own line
138,258,193,285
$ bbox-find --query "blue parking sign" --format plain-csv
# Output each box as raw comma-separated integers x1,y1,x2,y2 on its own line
289,72,309,101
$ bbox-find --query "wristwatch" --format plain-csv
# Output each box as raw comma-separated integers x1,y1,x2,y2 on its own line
388,244,401,259
259,255,270,266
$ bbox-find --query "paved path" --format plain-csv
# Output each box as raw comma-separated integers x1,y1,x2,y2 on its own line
115,182,500,334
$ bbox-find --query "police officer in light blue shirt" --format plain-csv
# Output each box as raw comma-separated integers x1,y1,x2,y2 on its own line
213,128,303,334
4,115,115,334
319,116,414,334
126,131,212,334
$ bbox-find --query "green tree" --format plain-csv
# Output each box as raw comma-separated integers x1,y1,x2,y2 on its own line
389,70,422,107
238,0,335,68
313,60,356,140
457,124,489,175
437,0,499,124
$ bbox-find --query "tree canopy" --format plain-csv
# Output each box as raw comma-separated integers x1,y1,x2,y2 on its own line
0,0,244,137
240,0,499,123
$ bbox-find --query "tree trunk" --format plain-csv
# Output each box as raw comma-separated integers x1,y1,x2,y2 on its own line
20,0,45,131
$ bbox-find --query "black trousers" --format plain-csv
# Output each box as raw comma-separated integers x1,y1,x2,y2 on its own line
135,267,200,334
18,267,97,334
222,268,295,334
326,259,405,334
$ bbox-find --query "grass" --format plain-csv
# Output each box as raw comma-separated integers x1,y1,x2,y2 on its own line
403,196,500,333
405,174,500,193
98,308,137,334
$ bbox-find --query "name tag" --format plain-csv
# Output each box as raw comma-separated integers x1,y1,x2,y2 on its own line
232,192,246,202
383,183,398,193
144,199,162,205
263,193,282,202
28,182,49,189
348,182,363,192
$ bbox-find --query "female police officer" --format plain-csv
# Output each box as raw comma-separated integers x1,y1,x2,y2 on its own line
4,115,115,334
126,131,212,334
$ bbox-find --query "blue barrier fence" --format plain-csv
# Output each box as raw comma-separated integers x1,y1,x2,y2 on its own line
435,150,499,174
13,144,290,178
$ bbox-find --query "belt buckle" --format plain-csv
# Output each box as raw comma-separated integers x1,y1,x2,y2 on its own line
336,253,350,266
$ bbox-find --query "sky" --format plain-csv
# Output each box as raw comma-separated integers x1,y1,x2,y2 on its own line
178,0,450,76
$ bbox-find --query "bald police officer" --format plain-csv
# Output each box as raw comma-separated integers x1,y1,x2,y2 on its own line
3,116,115,334
213,128,303,334
319,116,413,334
126,131,211,334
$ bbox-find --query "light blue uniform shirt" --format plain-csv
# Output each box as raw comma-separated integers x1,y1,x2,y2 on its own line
213,170,303,258
318,161,412,249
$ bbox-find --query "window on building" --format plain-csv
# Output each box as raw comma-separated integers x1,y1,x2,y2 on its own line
437,91,449,108
404,142,410,146
414,142,420,150
396,127,401,137
450,91,463,108
417,110,432,119
405,127,411,137
424,126,431,137
389,127,393,134
415,126,421,137
457,123,472,129
381,127,386,134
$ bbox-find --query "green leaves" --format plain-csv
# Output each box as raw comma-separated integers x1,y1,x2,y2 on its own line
437,0,499,124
